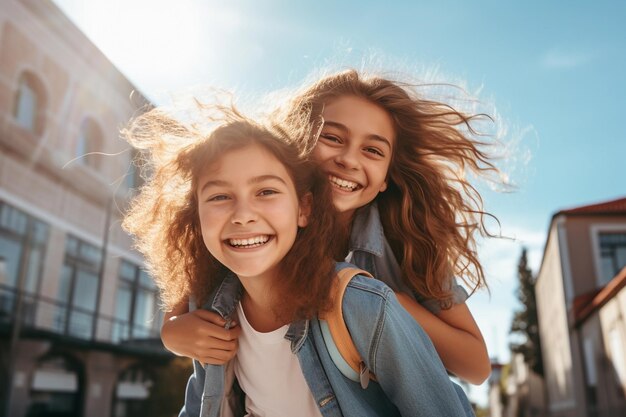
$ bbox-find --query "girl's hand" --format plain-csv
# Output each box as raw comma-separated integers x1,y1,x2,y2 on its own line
161,309,242,365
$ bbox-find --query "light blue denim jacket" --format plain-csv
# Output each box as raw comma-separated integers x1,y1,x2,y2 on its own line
348,201,468,314
179,263,474,417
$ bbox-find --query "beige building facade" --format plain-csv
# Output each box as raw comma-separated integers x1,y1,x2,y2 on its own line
535,198,626,417
0,1,170,417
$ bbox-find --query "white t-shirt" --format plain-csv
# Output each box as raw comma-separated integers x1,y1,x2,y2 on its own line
234,302,323,417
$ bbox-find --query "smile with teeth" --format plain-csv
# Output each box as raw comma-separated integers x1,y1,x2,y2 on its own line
228,235,271,248
329,175,360,192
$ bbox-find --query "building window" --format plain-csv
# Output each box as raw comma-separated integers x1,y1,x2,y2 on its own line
57,236,102,339
0,202,49,324
76,118,103,169
27,355,82,417
13,71,46,134
598,232,626,285
125,149,143,191
112,365,154,417
113,260,161,342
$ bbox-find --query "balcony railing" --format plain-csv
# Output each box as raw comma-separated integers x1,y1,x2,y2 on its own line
0,283,165,354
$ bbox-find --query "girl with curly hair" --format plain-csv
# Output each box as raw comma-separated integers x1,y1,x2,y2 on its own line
161,69,497,385
123,106,473,416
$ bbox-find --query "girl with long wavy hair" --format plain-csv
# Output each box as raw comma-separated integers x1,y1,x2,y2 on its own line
123,106,474,416
161,69,498,385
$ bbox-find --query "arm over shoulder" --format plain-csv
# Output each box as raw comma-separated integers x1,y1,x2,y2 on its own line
343,280,472,416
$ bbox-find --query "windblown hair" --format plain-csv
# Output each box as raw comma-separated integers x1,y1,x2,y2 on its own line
122,104,342,321
278,69,500,307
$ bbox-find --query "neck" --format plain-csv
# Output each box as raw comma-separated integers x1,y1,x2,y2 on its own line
336,213,354,259
238,276,286,332
337,209,355,226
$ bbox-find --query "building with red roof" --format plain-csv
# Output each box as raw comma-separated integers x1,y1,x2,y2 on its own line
535,196,626,416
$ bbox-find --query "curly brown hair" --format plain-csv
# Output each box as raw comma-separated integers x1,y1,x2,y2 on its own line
122,104,343,321
277,69,501,307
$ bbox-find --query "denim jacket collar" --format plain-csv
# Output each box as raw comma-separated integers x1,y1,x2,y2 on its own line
208,271,243,326
209,271,310,353
349,201,385,257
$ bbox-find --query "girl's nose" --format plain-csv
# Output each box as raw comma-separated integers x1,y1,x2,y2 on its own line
231,200,258,225
333,146,360,170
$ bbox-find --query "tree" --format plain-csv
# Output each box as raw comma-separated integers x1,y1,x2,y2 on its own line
144,357,194,417
509,248,544,376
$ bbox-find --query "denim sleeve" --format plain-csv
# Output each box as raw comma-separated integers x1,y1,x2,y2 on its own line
178,360,206,417
348,287,472,416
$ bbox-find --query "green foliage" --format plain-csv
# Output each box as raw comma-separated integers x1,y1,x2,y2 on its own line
474,405,490,417
145,357,194,417
499,363,510,407
509,248,544,376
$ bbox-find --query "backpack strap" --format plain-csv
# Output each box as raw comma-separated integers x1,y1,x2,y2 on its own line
320,267,376,388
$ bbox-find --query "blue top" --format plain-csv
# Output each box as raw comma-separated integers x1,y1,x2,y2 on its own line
348,201,468,314
178,263,474,417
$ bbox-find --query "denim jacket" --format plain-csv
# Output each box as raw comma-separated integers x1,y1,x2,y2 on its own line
179,263,474,417
349,202,468,314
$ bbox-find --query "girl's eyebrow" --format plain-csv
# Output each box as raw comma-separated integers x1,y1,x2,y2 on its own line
199,175,288,194
323,120,392,150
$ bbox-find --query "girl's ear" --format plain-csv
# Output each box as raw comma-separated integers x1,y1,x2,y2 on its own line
379,181,387,193
298,192,312,227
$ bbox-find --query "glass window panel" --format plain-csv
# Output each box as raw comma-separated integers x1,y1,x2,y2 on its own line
126,165,138,191
115,284,132,321
13,210,27,235
600,257,615,286
138,270,153,288
112,321,130,343
1,206,27,235
68,310,92,339
133,288,156,337
15,81,37,131
0,235,22,287
76,129,87,162
25,246,43,294
72,270,98,312
616,247,626,272
33,221,49,245
77,119,101,169
120,261,136,282
29,392,77,414
57,265,73,303
0,204,10,230
65,236,78,257
78,242,101,266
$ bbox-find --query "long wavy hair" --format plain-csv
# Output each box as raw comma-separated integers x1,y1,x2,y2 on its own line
122,104,342,321
278,69,500,307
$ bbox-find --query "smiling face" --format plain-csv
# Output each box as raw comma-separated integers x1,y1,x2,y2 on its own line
312,95,396,221
197,143,308,284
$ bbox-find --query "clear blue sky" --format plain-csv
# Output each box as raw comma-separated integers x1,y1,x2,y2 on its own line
52,0,626,405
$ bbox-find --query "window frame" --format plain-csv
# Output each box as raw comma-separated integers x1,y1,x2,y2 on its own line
114,260,161,342
591,224,626,287
75,117,104,170
0,202,49,323
59,235,102,339
12,70,47,136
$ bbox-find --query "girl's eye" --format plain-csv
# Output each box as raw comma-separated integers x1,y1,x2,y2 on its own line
320,133,342,144
207,194,230,202
258,189,278,196
364,147,384,157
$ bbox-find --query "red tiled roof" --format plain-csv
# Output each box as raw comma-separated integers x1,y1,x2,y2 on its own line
560,197,626,215
574,266,626,325
572,290,600,318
